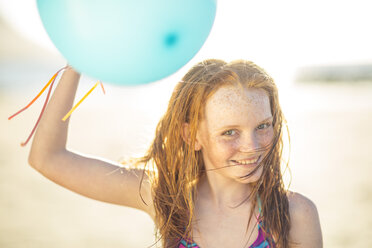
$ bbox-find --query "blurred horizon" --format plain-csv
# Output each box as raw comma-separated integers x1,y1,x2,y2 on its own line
2,0,372,87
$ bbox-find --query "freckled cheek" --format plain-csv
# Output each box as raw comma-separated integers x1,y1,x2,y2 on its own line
258,128,274,146
216,138,240,154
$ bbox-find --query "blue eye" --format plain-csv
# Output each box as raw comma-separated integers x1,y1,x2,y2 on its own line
257,122,271,130
223,130,236,136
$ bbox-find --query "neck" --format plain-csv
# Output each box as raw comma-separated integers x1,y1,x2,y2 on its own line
197,172,255,211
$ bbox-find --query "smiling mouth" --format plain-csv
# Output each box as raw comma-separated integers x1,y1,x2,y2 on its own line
232,155,261,166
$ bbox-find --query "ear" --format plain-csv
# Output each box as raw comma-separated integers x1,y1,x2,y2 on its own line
182,123,202,151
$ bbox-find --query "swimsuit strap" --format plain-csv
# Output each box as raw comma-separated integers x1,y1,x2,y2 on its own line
257,194,263,226
257,194,262,216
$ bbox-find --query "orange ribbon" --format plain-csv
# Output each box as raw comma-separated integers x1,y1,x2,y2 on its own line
8,67,105,146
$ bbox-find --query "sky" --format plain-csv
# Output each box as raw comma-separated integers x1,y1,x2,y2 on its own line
0,0,372,86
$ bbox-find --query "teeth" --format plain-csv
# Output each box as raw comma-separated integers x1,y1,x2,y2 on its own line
235,157,259,164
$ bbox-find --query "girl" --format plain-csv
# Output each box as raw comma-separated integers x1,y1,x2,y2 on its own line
28,59,322,247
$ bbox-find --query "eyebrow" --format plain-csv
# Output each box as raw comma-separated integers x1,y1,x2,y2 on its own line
215,116,274,132
259,116,274,123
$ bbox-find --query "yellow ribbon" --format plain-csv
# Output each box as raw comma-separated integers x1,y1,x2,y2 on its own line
62,81,105,121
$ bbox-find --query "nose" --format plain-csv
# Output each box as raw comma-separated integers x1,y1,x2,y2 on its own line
238,133,259,153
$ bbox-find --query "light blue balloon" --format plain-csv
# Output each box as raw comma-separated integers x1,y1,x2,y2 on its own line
37,0,217,85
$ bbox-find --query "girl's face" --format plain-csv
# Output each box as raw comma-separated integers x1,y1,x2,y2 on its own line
196,85,274,184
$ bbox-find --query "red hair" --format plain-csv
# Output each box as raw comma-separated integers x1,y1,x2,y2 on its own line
138,59,291,247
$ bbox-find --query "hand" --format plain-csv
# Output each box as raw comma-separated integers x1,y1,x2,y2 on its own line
65,64,80,75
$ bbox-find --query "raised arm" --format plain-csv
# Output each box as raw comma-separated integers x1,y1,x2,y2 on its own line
28,67,154,217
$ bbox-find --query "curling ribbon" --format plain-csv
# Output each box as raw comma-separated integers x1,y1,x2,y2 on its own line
8,67,105,146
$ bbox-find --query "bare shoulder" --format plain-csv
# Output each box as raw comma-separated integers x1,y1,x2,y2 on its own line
286,191,323,248
287,191,318,219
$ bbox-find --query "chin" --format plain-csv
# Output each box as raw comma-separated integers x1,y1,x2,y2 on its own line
237,167,263,184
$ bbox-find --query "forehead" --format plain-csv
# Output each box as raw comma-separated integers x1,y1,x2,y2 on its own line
203,86,271,127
